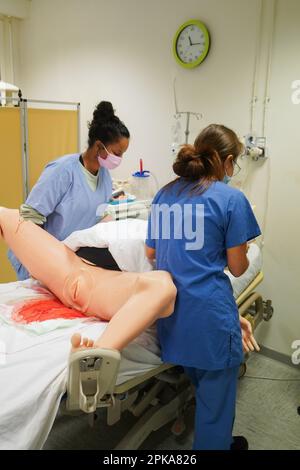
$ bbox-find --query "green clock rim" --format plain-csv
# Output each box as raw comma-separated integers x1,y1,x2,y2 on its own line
173,19,210,69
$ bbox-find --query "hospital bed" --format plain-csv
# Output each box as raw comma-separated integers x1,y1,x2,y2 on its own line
64,270,273,450
0,223,273,450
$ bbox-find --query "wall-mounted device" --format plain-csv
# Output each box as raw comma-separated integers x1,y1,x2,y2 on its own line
244,134,267,161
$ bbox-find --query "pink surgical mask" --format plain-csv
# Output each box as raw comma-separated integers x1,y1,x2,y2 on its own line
97,144,122,170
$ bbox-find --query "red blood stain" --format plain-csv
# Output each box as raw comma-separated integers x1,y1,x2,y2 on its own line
12,298,87,323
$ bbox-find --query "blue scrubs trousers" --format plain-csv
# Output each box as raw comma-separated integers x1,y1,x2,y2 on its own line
184,366,240,450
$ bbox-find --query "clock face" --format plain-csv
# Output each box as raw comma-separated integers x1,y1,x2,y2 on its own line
174,20,210,68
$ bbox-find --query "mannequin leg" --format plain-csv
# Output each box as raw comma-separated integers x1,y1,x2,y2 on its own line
0,208,82,301
71,270,176,351
0,208,138,316
0,208,177,351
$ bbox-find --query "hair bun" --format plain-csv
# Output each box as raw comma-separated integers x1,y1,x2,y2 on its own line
177,145,198,162
93,101,115,122
173,144,204,178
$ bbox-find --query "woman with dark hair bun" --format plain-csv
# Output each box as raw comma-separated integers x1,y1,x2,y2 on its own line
8,101,130,280
146,124,261,450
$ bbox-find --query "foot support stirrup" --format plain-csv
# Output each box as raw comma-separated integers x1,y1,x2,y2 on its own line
67,348,121,413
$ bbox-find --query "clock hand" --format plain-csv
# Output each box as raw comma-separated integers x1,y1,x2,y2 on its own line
188,36,192,46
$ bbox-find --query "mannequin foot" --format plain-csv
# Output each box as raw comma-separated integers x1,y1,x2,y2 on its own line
71,333,95,352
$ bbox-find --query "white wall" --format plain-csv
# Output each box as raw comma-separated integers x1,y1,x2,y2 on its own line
13,0,300,357
17,0,261,183
0,0,30,18
248,0,300,357
0,16,20,82
0,0,29,82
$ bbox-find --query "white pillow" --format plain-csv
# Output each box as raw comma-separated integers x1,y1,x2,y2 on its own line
63,219,153,272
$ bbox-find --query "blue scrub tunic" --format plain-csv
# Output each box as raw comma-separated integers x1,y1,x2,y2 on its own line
146,179,261,371
8,153,112,280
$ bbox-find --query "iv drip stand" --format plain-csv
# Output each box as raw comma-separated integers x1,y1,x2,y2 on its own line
174,111,202,144
173,78,203,144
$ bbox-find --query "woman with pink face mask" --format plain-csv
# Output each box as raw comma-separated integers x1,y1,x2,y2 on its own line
8,101,129,280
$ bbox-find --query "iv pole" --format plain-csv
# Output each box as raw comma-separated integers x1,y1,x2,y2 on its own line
173,78,203,144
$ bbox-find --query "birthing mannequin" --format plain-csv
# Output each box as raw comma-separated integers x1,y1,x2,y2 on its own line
0,208,176,352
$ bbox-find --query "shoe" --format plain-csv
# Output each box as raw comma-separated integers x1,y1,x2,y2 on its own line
230,436,249,450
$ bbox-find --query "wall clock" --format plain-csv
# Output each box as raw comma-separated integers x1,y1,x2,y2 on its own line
173,19,210,69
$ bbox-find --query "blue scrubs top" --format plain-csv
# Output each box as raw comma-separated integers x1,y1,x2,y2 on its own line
8,154,112,280
146,179,261,371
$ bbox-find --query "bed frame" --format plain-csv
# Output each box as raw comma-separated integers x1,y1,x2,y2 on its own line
62,271,273,449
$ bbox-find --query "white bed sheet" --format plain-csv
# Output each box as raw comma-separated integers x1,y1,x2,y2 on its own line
0,279,161,450
0,243,262,450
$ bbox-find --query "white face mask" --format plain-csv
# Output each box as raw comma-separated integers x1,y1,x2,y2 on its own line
97,144,122,170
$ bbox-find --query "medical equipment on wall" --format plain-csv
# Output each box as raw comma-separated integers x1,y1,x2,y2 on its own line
231,132,268,191
244,134,267,161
